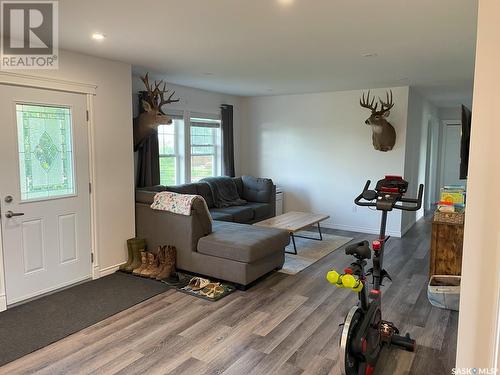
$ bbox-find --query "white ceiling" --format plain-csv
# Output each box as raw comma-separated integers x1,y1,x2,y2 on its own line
59,0,478,106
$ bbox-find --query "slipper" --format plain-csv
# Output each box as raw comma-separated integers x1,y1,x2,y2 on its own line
201,282,219,293
201,283,225,299
187,277,210,291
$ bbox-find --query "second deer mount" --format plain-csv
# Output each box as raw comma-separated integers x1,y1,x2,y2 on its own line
360,90,396,152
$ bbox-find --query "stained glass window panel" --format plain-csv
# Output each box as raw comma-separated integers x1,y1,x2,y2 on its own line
16,104,75,201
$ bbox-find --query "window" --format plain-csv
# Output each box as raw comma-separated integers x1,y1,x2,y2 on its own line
16,104,75,201
158,116,183,186
190,117,221,182
154,113,222,185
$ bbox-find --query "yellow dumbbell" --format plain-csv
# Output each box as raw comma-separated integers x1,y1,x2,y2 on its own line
326,270,343,287
341,274,364,292
326,270,363,292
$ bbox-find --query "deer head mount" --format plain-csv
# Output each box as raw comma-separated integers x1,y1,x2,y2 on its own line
360,90,396,152
133,73,180,151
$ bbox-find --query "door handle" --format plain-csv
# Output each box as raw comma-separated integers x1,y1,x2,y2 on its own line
5,211,24,218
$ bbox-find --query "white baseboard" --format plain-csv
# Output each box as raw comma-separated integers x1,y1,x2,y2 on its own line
416,210,424,222
99,264,121,277
92,264,101,279
322,222,402,238
0,294,6,312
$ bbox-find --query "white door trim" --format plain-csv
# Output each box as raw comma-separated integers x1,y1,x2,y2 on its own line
0,73,99,312
86,94,100,280
0,72,96,95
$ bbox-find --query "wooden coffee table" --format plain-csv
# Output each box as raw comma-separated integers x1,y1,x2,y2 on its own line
254,211,330,254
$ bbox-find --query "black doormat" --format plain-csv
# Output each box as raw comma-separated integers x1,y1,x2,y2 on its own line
0,272,169,367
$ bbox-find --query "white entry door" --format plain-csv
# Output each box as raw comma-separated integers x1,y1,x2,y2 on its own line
0,85,91,305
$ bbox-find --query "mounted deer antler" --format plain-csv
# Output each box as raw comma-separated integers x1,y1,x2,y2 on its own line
133,73,180,150
359,90,396,152
157,82,178,106
379,90,394,114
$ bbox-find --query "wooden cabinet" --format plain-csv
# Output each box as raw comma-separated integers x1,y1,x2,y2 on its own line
430,217,464,277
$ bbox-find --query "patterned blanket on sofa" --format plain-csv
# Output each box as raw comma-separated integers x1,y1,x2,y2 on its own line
151,191,209,216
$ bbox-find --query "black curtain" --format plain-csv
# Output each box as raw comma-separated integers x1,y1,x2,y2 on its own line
459,104,472,180
221,104,235,177
136,91,160,187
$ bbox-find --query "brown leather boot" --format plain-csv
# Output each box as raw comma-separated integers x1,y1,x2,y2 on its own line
139,252,156,277
148,250,162,279
132,251,148,275
155,246,169,280
156,246,177,280
141,249,162,279
155,246,167,275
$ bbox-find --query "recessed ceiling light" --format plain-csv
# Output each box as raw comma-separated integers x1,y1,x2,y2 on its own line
362,52,378,58
277,0,294,5
92,32,106,41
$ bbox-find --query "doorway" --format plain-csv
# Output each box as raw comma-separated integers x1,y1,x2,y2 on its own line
0,85,92,306
439,120,467,190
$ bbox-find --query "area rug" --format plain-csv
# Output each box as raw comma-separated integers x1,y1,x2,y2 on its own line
0,272,169,367
161,272,236,302
280,233,353,275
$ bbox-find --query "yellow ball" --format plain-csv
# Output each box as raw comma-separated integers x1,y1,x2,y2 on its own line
326,270,340,285
341,274,357,289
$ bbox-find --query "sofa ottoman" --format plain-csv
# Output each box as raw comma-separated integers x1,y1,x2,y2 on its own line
197,221,290,263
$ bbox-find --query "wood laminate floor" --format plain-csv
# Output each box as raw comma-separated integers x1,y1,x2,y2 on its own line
0,216,458,375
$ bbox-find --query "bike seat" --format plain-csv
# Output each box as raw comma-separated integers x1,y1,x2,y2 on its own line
345,240,372,260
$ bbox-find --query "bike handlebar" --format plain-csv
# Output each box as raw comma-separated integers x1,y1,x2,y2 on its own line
354,180,424,211
354,180,374,207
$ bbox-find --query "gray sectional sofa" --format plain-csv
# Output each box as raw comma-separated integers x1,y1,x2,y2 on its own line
141,176,276,223
135,176,289,286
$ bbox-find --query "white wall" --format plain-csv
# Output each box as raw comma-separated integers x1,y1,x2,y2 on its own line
131,73,243,178
456,0,500,369
240,87,409,236
402,88,439,231
439,106,461,121
426,116,441,208
0,50,135,278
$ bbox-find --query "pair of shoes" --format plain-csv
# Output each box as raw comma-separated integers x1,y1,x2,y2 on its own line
132,245,177,280
201,283,225,299
120,238,146,273
186,277,210,291
155,245,177,280
160,272,191,287
137,247,162,278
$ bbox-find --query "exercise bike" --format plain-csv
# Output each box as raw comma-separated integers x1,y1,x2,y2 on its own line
326,176,424,375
